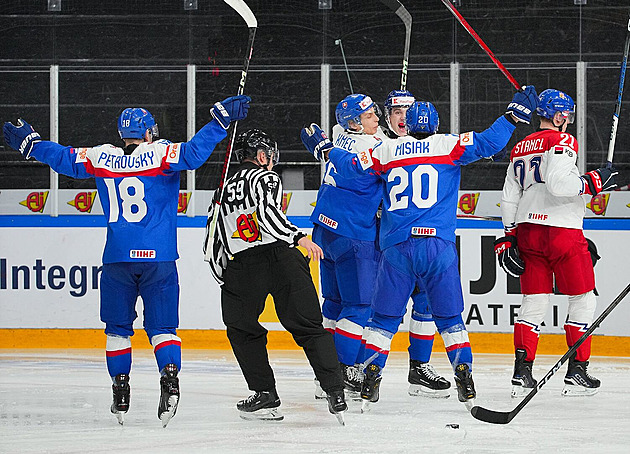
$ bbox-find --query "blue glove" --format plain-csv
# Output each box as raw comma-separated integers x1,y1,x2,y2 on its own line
3,119,41,159
210,94,251,129
506,85,538,124
300,123,333,161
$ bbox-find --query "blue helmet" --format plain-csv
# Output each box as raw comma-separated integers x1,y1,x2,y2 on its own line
384,89,415,134
536,89,575,124
406,101,439,135
118,107,159,140
335,94,379,130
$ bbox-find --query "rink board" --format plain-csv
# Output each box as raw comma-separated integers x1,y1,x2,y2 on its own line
1,212,629,355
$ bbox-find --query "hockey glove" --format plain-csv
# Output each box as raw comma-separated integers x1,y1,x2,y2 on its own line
494,235,525,277
3,119,41,159
210,94,251,130
506,85,538,124
300,123,333,162
581,166,618,195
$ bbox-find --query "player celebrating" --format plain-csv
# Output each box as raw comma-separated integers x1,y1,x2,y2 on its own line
310,94,383,399
495,89,618,398
2,94,250,427
302,86,538,410
380,90,451,398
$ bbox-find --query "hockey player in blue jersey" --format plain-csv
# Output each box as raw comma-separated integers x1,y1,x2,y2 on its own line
302,86,538,410
380,90,451,398
3,94,250,426
310,93,383,399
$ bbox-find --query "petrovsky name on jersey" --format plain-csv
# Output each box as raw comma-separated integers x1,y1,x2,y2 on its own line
86,148,160,171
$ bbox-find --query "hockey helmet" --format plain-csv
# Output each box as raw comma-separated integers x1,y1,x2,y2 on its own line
235,129,279,165
335,94,380,130
384,89,415,125
536,89,575,124
118,108,159,140
406,101,439,135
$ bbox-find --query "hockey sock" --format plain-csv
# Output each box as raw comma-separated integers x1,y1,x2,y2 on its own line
514,320,540,361
408,314,436,363
360,313,400,370
322,298,342,334
564,322,592,362
151,333,182,372
434,315,472,370
334,304,371,366
106,334,132,377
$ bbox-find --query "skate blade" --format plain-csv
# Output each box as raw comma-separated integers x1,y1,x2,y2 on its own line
360,399,373,413
511,385,533,399
408,384,450,399
159,395,179,428
333,411,346,426
113,411,125,425
239,407,284,421
561,384,599,397
314,394,327,400
463,398,475,411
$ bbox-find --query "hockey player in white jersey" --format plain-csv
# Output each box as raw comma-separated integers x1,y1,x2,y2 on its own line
380,90,451,398
495,89,619,398
310,94,384,399
3,94,250,427
302,86,539,410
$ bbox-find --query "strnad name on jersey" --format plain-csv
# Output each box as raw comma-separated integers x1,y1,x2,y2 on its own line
318,213,338,229
411,227,436,236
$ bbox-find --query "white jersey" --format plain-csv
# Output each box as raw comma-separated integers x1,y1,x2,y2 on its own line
501,129,588,231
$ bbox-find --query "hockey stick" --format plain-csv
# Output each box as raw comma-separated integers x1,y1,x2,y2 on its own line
335,39,354,93
208,0,257,238
471,282,630,425
379,0,412,90
605,12,630,168
439,0,520,90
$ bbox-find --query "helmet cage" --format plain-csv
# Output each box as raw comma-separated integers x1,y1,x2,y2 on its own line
235,129,279,165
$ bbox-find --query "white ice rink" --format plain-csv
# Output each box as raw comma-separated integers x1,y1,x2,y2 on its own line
1,349,629,454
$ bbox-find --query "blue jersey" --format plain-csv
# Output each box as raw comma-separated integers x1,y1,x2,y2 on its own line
329,115,516,249
310,126,383,241
30,120,227,263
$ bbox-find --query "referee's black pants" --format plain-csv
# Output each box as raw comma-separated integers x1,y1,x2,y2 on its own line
221,242,343,394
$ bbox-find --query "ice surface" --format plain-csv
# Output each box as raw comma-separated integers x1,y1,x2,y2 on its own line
1,349,629,453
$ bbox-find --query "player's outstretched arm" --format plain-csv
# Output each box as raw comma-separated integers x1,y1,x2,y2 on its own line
3,119,91,179
178,95,251,170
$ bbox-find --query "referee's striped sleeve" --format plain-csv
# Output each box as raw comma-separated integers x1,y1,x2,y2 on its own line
254,171,302,245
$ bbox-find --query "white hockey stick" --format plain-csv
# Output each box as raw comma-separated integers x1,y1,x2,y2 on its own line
208,0,257,239
379,0,412,90
606,12,630,168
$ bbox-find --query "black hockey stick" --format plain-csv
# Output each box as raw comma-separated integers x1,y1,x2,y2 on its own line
209,0,257,238
471,282,630,424
606,12,630,168
379,0,412,90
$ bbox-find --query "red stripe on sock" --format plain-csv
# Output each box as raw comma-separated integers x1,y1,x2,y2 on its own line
335,328,362,340
445,342,470,352
409,333,435,341
106,347,131,357
154,339,181,353
365,343,389,356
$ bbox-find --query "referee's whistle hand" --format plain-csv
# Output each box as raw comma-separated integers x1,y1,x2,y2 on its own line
298,237,324,262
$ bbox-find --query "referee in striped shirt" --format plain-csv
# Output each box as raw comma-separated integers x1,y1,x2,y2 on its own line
204,129,346,422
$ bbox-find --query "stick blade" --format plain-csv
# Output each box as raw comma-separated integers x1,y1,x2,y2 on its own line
223,0,257,28
470,405,513,425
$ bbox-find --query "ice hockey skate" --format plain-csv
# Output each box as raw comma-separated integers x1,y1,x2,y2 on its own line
360,364,382,413
158,363,180,428
110,373,130,425
408,360,451,398
561,353,600,397
511,349,537,398
237,390,284,421
313,378,327,400
342,363,364,401
326,388,347,426
454,364,476,411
